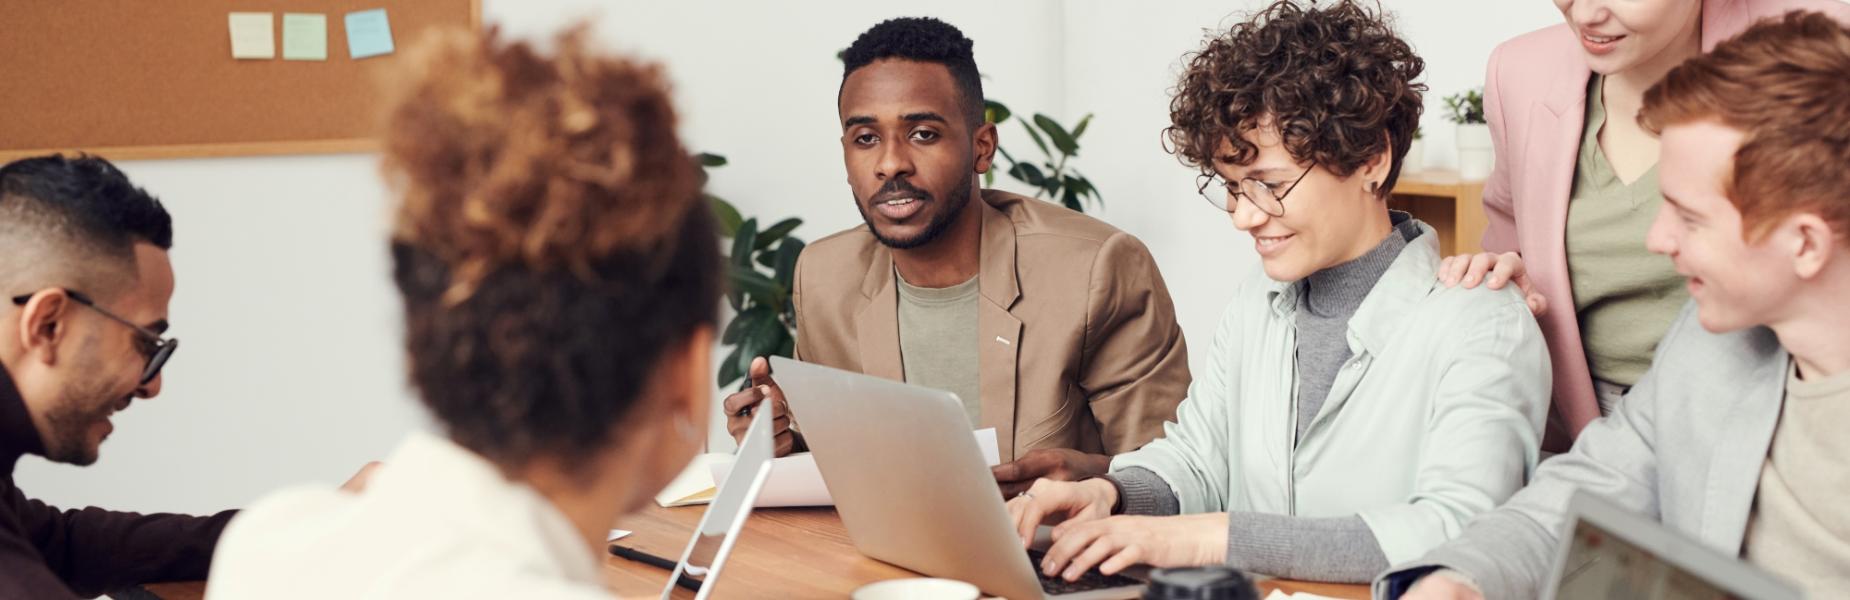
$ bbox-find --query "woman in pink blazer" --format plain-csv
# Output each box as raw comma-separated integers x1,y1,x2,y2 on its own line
1445,0,1850,451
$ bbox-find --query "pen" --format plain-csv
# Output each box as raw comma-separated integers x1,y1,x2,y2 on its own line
609,544,704,592
733,381,761,418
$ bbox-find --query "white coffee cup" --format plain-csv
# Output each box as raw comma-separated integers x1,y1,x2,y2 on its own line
852,577,981,600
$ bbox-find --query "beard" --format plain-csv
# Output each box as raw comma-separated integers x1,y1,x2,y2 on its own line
41,353,124,466
855,169,976,250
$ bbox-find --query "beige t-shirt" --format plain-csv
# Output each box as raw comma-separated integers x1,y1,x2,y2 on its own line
1742,360,1850,596
896,273,982,426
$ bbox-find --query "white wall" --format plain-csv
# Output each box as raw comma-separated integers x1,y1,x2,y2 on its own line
14,155,427,515
16,0,1568,514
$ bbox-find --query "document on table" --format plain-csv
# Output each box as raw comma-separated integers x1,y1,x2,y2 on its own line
658,428,1001,508
653,453,725,507
1263,590,1346,600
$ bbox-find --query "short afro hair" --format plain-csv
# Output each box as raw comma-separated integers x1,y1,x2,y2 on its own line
1166,0,1425,199
841,17,986,128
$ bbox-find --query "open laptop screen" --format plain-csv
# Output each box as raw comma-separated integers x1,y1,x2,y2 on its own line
663,409,776,600
1545,492,1799,600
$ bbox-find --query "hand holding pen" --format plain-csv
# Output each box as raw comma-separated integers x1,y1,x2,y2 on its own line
720,357,799,456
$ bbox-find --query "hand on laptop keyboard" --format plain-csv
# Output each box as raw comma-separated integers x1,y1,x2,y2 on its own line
1007,479,1119,547
1033,513,1231,583
1027,548,1143,594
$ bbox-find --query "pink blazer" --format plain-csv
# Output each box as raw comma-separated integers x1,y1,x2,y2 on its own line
1481,0,1850,449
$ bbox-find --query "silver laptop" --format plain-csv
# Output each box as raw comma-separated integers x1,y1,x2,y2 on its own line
1542,491,1801,600
772,356,1145,600
662,409,776,599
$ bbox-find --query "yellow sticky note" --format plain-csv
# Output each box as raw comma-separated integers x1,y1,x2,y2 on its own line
282,13,327,61
228,12,274,60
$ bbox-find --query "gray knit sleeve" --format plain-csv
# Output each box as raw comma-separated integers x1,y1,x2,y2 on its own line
1102,467,1180,516
1225,512,1389,584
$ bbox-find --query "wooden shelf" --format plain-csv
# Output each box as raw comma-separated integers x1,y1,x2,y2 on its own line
1390,169,1487,257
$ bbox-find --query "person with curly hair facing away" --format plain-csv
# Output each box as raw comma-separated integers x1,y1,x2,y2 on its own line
1005,0,1550,584
203,26,722,599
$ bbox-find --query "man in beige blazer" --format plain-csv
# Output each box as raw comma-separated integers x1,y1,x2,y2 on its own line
723,17,1189,495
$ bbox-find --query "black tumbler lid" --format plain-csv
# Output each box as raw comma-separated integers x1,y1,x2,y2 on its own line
1143,566,1259,600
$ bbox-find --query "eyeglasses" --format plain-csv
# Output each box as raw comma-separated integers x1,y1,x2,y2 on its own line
1196,163,1316,217
10,289,178,386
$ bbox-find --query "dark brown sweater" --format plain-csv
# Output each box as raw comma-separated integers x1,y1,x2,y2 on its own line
0,365,234,598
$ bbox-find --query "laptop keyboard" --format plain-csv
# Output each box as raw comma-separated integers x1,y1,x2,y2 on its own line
1026,548,1144,594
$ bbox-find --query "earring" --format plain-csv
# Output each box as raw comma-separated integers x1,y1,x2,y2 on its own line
674,414,697,440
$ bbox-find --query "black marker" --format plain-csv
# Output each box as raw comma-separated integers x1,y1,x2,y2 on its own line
609,544,703,592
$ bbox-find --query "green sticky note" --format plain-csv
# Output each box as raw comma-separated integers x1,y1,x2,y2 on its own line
282,13,327,61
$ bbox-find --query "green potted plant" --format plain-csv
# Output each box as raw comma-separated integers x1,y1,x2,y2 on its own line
983,100,1104,212
1445,88,1492,180
698,153,804,389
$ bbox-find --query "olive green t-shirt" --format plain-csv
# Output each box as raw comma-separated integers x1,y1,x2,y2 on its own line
896,273,982,427
1565,75,1690,387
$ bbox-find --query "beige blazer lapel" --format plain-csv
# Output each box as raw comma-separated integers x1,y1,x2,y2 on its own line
854,244,904,382
975,198,1024,460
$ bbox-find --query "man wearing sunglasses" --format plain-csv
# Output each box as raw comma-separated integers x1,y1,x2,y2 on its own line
0,154,369,598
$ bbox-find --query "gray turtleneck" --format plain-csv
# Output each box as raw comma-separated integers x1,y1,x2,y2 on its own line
1103,214,1419,583
1294,218,1411,442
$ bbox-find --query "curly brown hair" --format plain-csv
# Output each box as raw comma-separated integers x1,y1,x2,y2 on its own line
1166,0,1425,198
381,25,721,473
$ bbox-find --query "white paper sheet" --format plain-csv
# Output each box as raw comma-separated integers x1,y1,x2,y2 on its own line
1263,589,1345,600
652,453,725,507
709,428,1002,508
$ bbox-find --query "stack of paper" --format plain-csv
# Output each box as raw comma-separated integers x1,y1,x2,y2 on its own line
653,453,725,508
1263,589,1346,600
654,428,1002,508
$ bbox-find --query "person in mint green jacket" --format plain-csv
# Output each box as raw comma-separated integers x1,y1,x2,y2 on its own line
1003,0,1551,585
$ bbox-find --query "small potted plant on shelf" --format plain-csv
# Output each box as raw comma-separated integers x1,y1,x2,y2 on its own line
1445,88,1492,180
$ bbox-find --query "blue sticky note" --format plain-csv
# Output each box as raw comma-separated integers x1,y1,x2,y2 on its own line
344,9,394,59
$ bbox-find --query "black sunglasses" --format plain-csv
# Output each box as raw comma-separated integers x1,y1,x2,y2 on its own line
10,289,178,386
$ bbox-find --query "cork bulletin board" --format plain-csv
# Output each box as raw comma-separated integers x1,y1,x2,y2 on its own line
0,0,481,161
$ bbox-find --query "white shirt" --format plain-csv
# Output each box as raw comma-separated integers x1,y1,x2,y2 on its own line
206,432,610,599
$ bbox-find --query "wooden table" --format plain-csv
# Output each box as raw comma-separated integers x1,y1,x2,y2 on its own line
1390,169,1488,257
606,506,1371,599
142,505,1370,599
